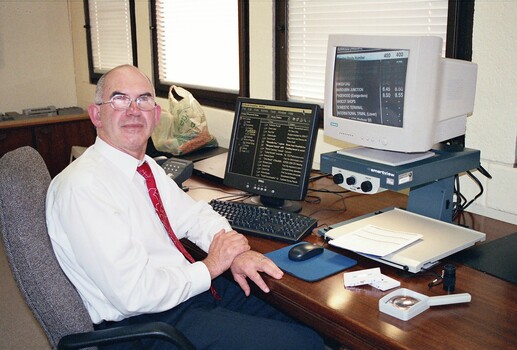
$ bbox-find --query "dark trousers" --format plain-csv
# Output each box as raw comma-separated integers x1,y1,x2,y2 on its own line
95,276,324,350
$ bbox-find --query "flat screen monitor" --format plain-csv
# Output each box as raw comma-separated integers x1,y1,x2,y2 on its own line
224,98,320,212
324,34,478,154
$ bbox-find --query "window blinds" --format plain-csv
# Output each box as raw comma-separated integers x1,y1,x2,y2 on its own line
287,0,448,103
88,0,133,74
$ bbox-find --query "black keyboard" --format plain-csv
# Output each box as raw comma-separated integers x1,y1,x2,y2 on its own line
209,199,317,242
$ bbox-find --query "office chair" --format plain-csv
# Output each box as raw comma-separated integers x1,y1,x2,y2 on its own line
0,146,195,350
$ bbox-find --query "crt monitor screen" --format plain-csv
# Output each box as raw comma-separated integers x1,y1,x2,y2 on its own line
324,34,477,153
333,46,408,128
224,98,320,212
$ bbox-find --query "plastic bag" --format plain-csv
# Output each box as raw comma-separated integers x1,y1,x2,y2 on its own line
151,85,218,155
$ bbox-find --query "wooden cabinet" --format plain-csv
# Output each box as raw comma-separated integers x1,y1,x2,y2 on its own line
0,114,95,177
0,126,32,153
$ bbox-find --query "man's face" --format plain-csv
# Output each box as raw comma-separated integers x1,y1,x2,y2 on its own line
88,66,161,159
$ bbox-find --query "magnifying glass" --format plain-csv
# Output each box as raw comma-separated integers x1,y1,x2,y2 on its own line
379,288,471,321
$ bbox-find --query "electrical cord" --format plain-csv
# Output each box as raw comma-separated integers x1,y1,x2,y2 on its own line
452,165,492,221
309,173,331,182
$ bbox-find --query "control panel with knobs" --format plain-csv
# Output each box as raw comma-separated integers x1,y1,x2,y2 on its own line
332,167,381,194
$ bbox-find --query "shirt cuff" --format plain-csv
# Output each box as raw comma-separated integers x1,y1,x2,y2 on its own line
187,261,212,295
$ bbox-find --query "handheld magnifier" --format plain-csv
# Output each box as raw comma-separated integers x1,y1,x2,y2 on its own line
379,288,471,321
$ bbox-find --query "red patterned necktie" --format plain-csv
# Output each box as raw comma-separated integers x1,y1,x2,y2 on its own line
137,162,220,300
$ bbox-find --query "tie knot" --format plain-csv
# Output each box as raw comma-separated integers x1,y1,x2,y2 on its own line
137,162,152,178
137,162,157,188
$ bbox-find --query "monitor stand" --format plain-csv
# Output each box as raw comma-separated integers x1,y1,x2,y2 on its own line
321,145,482,223
246,195,302,213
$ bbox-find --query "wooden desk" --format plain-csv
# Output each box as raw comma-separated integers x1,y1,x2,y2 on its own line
185,175,517,349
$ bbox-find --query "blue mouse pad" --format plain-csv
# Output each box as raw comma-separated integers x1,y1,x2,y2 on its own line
265,243,357,282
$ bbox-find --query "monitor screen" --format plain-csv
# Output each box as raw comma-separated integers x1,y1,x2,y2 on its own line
333,46,408,128
224,98,320,212
324,34,478,154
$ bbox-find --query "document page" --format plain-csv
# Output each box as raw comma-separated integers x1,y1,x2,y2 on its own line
328,225,422,257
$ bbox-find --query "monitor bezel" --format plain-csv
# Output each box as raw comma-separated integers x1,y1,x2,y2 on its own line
324,34,444,153
224,97,320,204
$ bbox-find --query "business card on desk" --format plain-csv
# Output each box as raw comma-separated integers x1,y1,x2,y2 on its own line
369,274,400,291
344,268,381,287
344,267,400,291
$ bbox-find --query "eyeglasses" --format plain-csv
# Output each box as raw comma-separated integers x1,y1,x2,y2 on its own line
97,94,157,111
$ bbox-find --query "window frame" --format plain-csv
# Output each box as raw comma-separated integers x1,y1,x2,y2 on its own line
149,0,250,111
274,0,475,101
83,0,138,84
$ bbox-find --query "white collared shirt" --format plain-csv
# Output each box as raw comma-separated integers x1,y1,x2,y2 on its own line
46,137,231,323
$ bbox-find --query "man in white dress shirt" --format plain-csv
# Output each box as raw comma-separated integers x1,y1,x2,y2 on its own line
46,65,323,349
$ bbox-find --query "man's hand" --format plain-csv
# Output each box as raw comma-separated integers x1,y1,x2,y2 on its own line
202,230,250,279
230,250,284,296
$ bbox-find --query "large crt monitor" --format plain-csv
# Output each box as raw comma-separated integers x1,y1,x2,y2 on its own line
224,98,320,212
324,34,478,153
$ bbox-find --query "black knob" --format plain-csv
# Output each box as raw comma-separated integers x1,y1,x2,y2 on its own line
443,264,456,292
333,173,344,184
346,176,356,185
361,181,373,193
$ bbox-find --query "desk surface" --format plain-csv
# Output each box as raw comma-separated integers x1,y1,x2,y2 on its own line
185,174,517,350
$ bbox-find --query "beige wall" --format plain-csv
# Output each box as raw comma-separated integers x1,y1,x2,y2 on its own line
2,0,516,224
464,0,517,224
0,0,77,112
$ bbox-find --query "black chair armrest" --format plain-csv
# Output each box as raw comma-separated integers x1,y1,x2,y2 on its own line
57,321,195,350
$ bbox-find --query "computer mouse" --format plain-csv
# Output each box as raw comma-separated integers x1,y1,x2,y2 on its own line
288,243,324,261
